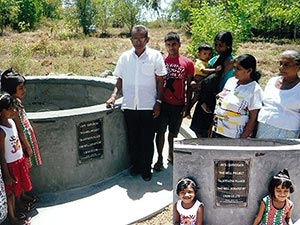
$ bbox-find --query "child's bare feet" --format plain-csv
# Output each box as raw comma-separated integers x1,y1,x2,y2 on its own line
17,212,32,222
167,154,173,164
17,201,36,213
10,217,30,225
21,193,41,204
186,114,192,119
201,103,212,113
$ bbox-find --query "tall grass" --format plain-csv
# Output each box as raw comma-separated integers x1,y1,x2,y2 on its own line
236,41,300,87
0,26,299,87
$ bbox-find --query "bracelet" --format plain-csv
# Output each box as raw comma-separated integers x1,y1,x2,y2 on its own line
156,99,162,104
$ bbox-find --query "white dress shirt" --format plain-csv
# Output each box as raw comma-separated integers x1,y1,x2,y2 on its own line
113,46,167,110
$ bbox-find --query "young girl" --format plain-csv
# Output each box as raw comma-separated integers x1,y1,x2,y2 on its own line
174,176,204,225
1,68,42,204
211,54,263,138
190,31,235,137
252,169,294,225
0,93,32,225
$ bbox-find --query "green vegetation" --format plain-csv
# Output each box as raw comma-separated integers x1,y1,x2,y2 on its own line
0,0,299,85
1,0,299,40
169,0,300,57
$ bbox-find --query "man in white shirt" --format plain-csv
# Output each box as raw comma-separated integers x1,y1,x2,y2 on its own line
106,25,167,181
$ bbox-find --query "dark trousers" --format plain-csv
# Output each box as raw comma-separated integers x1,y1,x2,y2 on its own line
124,109,155,175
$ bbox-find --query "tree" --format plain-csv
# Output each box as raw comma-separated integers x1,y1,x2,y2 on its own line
261,0,300,38
170,0,300,40
169,0,202,27
111,0,139,34
76,0,97,35
41,0,62,19
0,0,19,35
188,0,252,57
94,0,114,35
15,0,44,31
138,0,161,12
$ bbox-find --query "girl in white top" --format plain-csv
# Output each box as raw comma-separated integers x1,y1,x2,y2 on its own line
0,93,32,225
212,54,263,138
174,177,204,225
257,50,300,138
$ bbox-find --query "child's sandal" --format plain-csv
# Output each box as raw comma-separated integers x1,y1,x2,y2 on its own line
23,202,36,212
30,195,41,204
17,212,32,222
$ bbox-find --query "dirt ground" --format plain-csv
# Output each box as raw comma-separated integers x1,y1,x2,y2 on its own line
132,204,173,225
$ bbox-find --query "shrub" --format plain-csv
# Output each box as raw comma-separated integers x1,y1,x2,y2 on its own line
188,1,252,58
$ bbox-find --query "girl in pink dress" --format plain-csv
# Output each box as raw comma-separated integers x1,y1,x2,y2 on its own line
1,68,42,168
1,68,41,205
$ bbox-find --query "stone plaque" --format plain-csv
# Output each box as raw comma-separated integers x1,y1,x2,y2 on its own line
214,159,250,207
77,119,103,162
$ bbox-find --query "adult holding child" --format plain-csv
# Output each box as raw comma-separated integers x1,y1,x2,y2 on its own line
106,25,167,181
211,54,263,138
190,31,235,137
256,50,300,139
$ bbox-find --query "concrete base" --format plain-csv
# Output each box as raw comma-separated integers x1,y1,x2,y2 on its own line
174,138,300,225
24,76,129,194
28,132,175,225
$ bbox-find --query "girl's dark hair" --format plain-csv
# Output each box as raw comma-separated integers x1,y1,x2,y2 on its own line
0,93,16,111
213,31,233,75
268,169,294,196
176,176,199,195
1,68,26,95
236,54,261,82
215,31,233,48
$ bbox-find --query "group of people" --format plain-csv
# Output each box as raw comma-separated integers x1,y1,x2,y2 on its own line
106,25,195,181
0,23,298,224
190,32,300,140
106,24,300,182
175,169,295,225
0,69,42,225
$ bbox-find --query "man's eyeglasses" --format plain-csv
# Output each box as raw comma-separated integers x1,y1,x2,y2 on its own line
131,37,147,42
279,62,299,69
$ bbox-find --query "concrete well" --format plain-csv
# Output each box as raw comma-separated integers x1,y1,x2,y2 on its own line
174,138,300,225
24,76,129,194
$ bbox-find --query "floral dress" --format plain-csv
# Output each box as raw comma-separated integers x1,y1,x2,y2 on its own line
17,98,42,167
260,195,293,225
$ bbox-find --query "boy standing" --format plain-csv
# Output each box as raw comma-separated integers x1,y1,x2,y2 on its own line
154,32,194,171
